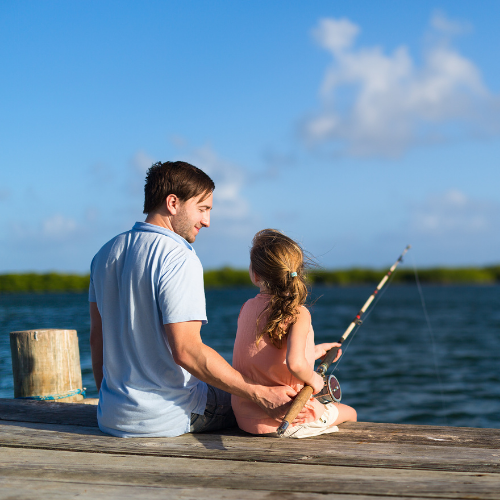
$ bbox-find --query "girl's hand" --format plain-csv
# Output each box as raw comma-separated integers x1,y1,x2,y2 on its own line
309,372,325,394
314,342,342,362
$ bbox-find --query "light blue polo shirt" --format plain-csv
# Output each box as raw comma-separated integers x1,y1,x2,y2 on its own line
89,222,208,437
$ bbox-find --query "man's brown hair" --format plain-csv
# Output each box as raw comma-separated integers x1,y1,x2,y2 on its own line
143,161,215,214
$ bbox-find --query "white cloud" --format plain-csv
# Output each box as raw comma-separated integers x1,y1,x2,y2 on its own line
8,214,78,244
190,146,249,220
156,141,260,267
313,17,359,54
127,143,251,222
410,189,498,236
304,13,500,158
182,144,250,221
430,10,472,37
402,190,500,265
4,213,103,272
260,148,297,180
126,145,251,223
42,214,77,238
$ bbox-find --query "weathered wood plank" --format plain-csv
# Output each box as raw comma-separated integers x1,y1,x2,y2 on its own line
1,447,500,499
0,478,429,500
0,398,98,427
339,421,500,449
2,399,500,449
1,421,499,473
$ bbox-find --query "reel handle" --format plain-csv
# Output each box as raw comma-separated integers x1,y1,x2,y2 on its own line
317,346,340,375
276,384,314,437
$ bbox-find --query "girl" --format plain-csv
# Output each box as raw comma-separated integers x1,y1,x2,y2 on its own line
232,229,357,438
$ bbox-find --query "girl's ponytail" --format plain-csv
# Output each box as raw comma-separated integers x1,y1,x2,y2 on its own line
250,229,310,348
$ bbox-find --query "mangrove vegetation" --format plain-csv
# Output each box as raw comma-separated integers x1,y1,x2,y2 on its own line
1,265,499,293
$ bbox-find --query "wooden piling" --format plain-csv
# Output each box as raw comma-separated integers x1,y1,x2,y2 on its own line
9,329,84,403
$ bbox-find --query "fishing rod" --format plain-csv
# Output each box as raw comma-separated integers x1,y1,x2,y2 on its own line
276,244,411,437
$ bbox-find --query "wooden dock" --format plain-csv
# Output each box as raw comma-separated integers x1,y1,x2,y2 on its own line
0,399,499,499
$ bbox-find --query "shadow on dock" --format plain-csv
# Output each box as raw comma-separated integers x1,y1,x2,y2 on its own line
1,398,499,499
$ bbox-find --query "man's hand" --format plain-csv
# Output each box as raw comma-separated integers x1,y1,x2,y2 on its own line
164,322,307,420
252,385,310,424
164,322,311,424
314,342,342,363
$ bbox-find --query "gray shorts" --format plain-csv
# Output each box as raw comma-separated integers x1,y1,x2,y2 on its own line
190,384,237,433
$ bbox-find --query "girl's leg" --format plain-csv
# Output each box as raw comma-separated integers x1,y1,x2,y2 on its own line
332,403,357,425
262,403,357,438
271,403,348,438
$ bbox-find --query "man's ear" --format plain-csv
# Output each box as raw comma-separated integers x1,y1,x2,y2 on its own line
165,194,180,215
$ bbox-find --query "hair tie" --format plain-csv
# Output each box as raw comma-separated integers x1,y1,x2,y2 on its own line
290,272,297,277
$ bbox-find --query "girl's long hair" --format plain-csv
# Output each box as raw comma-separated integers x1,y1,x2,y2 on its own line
251,229,310,348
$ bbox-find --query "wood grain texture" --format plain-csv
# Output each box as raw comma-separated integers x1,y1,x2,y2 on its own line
9,330,83,402
1,399,499,499
0,478,410,500
1,447,500,499
2,399,499,449
0,421,499,473
0,399,97,426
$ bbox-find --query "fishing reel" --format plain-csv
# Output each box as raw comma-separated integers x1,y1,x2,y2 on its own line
314,374,342,405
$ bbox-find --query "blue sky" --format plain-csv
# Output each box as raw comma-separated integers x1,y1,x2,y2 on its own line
1,1,499,272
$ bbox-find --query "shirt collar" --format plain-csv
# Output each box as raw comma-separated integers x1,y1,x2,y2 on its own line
132,222,195,252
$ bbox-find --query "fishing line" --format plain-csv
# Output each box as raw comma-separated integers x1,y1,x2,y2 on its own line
330,269,396,374
411,252,448,426
278,245,410,436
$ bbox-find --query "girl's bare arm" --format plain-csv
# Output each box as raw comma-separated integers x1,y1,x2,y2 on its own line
286,308,324,394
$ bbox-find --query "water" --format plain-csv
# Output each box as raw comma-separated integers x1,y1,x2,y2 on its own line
1,285,499,428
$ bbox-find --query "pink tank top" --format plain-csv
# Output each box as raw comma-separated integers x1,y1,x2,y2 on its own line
231,293,325,434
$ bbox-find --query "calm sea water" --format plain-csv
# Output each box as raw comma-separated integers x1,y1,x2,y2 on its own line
1,285,499,428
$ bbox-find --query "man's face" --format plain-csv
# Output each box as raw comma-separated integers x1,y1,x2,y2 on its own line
172,192,213,243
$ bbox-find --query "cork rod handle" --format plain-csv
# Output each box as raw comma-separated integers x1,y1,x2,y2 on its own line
276,385,314,437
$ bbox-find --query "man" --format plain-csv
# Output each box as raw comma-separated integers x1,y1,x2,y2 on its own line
89,161,297,437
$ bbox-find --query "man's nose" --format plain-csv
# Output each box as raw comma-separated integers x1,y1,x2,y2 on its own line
202,212,210,227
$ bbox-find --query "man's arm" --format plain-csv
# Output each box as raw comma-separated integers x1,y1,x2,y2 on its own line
164,321,297,420
90,302,103,393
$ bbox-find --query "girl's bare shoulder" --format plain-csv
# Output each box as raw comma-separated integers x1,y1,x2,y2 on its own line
239,294,267,319
297,305,311,318
293,305,311,327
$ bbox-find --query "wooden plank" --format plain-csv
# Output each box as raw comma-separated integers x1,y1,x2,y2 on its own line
2,399,500,449
0,398,98,427
1,447,500,499
0,478,426,500
1,421,499,473
338,421,500,449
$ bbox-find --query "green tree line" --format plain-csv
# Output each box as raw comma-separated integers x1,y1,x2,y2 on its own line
1,266,499,293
